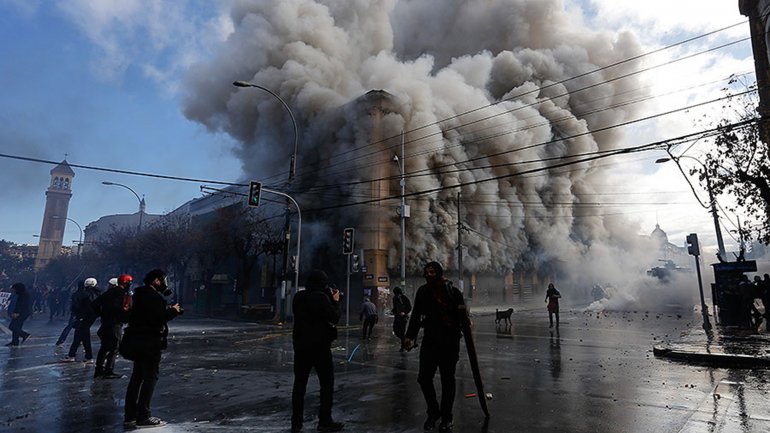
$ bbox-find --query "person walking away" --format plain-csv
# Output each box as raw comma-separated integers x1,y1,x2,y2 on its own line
545,283,561,328
56,282,81,347
402,261,465,432
123,269,181,428
65,278,101,362
48,288,60,322
391,287,412,350
359,296,378,340
5,283,32,347
93,275,132,379
761,274,770,324
291,270,344,433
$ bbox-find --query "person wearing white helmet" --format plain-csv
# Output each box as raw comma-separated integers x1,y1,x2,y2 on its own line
92,275,132,378
65,277,101,362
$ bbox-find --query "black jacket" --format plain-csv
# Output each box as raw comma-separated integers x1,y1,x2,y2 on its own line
92,286,129,328
127,285,180,361
392,294,412,316
405,280,465,343
10,290,32,319
292,287,341,351
72,287,101,323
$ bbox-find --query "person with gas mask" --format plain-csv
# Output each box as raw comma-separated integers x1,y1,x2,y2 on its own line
92,274,132,379
65,277,101,362
123,269,181,428
402,262,465,432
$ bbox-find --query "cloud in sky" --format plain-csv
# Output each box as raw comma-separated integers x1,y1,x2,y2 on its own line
0,0,757,265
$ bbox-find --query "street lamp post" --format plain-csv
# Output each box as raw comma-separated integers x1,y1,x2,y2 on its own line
233,80,299,322
655,155,727,259
52,216,83,256
101,181,145,232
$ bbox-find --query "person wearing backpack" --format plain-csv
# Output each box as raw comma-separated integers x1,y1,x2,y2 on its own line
92,274,132,378
65,277,101,362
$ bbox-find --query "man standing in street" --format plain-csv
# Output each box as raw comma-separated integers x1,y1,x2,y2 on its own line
5,283,32,347
403,262,465,432
391,286,412,350
124,269,181,428
92,275,132,379
66,277,101,362
359,296,378,340
291,269,344,433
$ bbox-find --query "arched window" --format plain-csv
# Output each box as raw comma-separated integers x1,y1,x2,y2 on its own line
63,178,70,190
53,177,60,188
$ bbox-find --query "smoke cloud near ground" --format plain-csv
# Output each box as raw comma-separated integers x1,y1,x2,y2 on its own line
182,0,686,306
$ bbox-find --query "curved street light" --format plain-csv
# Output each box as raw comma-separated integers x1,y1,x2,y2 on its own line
233,80,300,322
102,181,145,232
52,215,83,256
654,155,726,259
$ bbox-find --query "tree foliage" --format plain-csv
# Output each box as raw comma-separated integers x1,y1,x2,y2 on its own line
698,80,770,245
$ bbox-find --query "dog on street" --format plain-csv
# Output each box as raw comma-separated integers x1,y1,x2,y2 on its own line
495,307,514,325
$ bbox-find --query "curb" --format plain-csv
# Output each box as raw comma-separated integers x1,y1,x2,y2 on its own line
653,345,770,368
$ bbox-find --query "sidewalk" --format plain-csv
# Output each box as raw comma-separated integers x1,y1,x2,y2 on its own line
653,322,770,367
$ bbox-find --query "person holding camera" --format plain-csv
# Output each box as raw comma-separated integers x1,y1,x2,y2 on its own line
123,269,182,428
291,269,344,433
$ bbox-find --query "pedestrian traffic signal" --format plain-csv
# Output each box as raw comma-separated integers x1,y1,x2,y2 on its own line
686,233,700,256
351,254,360,272
248,181,262,207
342,227,355,255
289,255,297,272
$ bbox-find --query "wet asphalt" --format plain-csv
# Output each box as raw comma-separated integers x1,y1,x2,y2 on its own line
2,305,770,433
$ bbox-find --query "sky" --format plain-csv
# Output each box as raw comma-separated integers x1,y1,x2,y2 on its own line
0,0,757,261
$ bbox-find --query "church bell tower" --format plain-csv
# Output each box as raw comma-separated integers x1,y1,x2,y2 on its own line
34,160,75,271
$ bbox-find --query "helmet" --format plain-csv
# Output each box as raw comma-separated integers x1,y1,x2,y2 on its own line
118,274,133,286
84,277,98,288
108,278,118,286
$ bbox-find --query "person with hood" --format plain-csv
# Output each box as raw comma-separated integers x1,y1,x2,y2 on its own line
359,296,378,340
123,269,181,428
403,262,465,433
65,277,101,361
5,283,32,347
291,269,344,433
92,275,132,379
391,286,412,350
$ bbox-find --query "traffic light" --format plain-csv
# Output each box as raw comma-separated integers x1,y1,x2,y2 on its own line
289,255,297,273
342,227,355,255
248,181,262,207
686,233,700,256
351,254,360,272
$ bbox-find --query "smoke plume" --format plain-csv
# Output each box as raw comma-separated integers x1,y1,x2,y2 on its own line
183,0,666,292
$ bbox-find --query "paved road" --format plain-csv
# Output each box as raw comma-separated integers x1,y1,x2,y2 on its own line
2,306,769,432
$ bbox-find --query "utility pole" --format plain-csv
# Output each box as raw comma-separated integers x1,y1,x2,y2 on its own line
399,131,407,290
457,192,465,300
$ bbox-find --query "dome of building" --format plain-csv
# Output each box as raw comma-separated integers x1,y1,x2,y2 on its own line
650,224,668,243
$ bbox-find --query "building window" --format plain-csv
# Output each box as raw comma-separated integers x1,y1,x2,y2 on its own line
53,177,60,189
63,178,70,190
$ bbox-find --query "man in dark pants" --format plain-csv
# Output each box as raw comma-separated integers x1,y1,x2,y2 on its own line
124,269,181,428
391,286,412,350
359,296,378,340
92,275,132,379
5,283,32,347
66,278,101,362
403,262,465,432
291,269,344,433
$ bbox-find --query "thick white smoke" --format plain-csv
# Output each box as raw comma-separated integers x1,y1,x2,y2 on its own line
183,0,667,292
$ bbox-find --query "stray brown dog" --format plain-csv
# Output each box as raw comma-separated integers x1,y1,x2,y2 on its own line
495,308,514,325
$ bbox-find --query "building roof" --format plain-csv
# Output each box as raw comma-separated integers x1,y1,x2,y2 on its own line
50,159,75,176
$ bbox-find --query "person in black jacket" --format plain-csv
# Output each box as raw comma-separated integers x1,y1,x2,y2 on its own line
391,286,412,350
291,270,344,433
123,269,181,429
5,283,32,347
92,275,132,379
66,277,101,361
403,262,465,433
